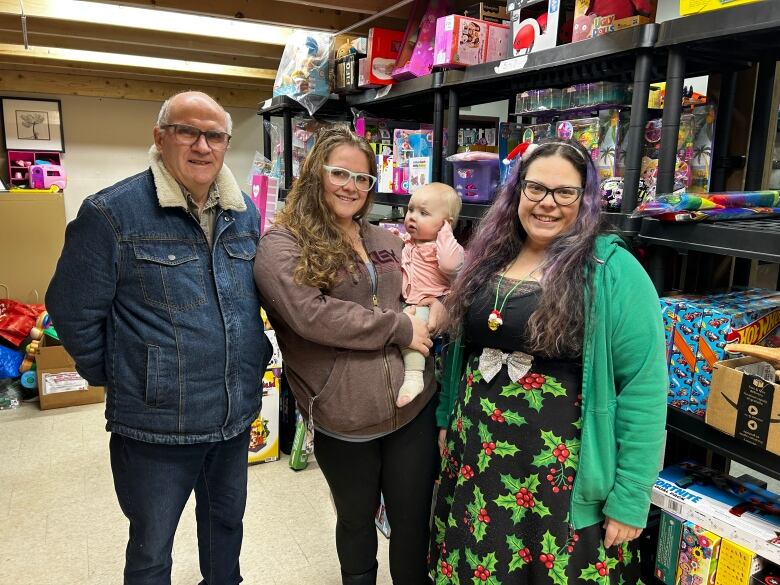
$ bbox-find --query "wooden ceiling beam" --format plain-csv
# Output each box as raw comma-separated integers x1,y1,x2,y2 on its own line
0,67,271,108
92,0,407,33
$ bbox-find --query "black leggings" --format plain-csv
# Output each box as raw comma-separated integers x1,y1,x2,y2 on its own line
314,397,439,585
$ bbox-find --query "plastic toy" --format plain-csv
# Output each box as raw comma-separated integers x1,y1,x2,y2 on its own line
29,164,67,191
273,30,333,115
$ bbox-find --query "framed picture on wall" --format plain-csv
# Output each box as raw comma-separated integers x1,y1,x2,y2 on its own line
1,97,64,152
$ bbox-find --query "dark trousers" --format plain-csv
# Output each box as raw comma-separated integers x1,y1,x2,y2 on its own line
314,397,439,585
109,429,250,585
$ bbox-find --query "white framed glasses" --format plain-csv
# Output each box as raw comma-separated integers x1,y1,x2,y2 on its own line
323,165,377,192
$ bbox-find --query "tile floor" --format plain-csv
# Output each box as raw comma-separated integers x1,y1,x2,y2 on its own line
0,402,393,585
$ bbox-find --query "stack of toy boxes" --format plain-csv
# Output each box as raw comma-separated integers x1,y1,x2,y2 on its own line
355,116,394,192
660,290,780,416
651,461,780,566
434,14,510,68
392,128,434,194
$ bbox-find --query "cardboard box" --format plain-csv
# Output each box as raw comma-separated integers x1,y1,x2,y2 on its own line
508,0,567,58
434,14,509,68
707,356,780,456
652,462,780,564
572,0,657,43
676,521,721,585
35,337,104,410
715,539,763,585
656,510,685,585
334,53,361,94
679,0,761,16
364,28,404,87
464,2,509,23
248,370,280,465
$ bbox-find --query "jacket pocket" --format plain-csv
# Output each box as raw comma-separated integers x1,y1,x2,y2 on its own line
576,410,617,503
133,242,207,311
145,345,161,407
223,236,258,298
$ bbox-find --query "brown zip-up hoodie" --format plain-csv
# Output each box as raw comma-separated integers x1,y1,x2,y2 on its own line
254,220,437,438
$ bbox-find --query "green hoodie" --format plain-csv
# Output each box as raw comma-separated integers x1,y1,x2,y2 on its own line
436,234,667,529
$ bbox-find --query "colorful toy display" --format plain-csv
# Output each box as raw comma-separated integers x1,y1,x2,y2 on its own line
508,0,573,59
434,14,509,68
641,112,696,199
363,27,405,87
675,521,722,585
633,191,780,222
392,0,451,80
248,370,281,464
572,0,657,42
273,30,333,115
392,128,434,194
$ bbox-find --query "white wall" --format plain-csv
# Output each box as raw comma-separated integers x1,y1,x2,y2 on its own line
1,91,264,221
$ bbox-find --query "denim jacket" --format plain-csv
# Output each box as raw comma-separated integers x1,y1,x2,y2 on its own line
46,149,271,444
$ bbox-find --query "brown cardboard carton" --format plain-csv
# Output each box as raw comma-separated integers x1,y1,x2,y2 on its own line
706,357,779,456
36,336,104,410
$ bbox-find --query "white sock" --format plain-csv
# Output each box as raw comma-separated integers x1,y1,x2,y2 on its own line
397,371,424,407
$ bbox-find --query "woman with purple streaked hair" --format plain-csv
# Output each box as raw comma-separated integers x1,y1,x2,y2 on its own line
428,138,667,584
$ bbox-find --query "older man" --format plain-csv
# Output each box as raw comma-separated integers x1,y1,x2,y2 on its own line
46,91,271,585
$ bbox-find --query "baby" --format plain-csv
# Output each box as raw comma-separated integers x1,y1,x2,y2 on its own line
396,182,464,407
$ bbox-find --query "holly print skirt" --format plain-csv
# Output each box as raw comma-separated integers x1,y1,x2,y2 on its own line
428,353,643,585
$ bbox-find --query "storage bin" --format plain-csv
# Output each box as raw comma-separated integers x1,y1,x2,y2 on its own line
451,158,500,203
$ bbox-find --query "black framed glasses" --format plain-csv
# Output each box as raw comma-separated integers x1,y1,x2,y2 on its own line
323,165,377,192
521,180,583,206
161,123,231,151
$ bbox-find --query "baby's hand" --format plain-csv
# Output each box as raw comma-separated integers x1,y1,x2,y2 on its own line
387,226,402,238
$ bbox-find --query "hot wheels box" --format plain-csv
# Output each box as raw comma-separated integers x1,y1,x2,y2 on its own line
675,521,721,585
651,461,780,564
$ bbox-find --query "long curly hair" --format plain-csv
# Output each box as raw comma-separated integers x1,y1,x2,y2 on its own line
447,139,605,356
274,125,377,290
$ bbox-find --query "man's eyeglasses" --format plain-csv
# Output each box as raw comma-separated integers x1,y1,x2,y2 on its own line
161,124,231,151
521,180,583,206
323,165,377,192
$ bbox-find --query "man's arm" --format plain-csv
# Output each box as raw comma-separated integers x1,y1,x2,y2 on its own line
46,199,119,386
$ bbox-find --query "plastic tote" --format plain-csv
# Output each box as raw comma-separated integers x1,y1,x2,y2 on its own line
448,152,500,203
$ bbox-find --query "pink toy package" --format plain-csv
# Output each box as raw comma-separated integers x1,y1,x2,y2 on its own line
435,14,509,68
485,21,510,62
392,0,451,80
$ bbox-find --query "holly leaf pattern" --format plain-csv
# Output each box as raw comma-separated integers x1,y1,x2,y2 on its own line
494,473,550,523
477,422,492,444
580,556,618,585
502,410,526,427
500,381,524,398
540,531,570,585
493,442,519,457
542,376,567,397
480,397,498,416
464,548,501,585
433,516,446,544
466,486,489,543
531,430,580,469
506,535,526,572
621,542,633,565
436,548,462,585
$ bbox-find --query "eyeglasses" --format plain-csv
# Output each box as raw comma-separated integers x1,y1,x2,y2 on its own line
161,123,231,151
521,180,583,206
323,165,377,192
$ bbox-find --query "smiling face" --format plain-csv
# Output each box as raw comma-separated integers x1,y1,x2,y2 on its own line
321,144,371,229
405,187,451,242
518,154,583,251
153,92,228,200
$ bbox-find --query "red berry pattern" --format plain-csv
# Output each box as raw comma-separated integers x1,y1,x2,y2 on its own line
473,565,491,581
553,442,570,463
460,464,475,480
490,408,505,423
595,560,609,576
567,532,580,553
517,547,532,564
538,553,556,570
515,487,536,508
481,441,496,456
477,507,491,523
546,464,575,493
439,560,454,578
519,372,546,390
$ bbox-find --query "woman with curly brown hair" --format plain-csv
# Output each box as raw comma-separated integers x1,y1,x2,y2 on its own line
254,125,440,585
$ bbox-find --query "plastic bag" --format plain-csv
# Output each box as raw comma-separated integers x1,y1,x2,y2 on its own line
0,345,23,379
273,29,334,116
445,151,498,162
0,300,45,347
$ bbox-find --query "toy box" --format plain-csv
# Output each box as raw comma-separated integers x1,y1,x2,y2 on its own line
508,0,573,58
434,14,510,68
36,336,104,410
651,461,780,564
656,510,686,585
690,105,716,194
464,3,509,24
392,0,450,80
248,370,281,465
364,28,405,87
679,0,761,16
392,128,434,194
572,0,657,43
751,563,780,585
516,88,563,113
641,113,695,199
707,356,780,457
596,109,620,181
675,521,721,585
714,538,764,585
335,53,361,94
556,116,600,164
668,298,707,412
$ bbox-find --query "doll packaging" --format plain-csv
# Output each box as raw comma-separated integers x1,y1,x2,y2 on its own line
572,0,658,43
434,14,509,68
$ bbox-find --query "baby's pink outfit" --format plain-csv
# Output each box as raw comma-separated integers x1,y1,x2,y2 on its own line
400,222,464,304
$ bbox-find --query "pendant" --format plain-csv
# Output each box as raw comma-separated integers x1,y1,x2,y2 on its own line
488,310,503,331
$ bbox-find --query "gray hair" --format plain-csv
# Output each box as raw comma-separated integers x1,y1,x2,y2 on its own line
156,91,233,135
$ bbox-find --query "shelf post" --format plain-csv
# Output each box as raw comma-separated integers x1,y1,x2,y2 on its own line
657,48,685,196
744,58,777,190
445,88,459,185
432,89,445,183
709,70,737,192
283,108,293,191
262,113,271,162
622,49,654,228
